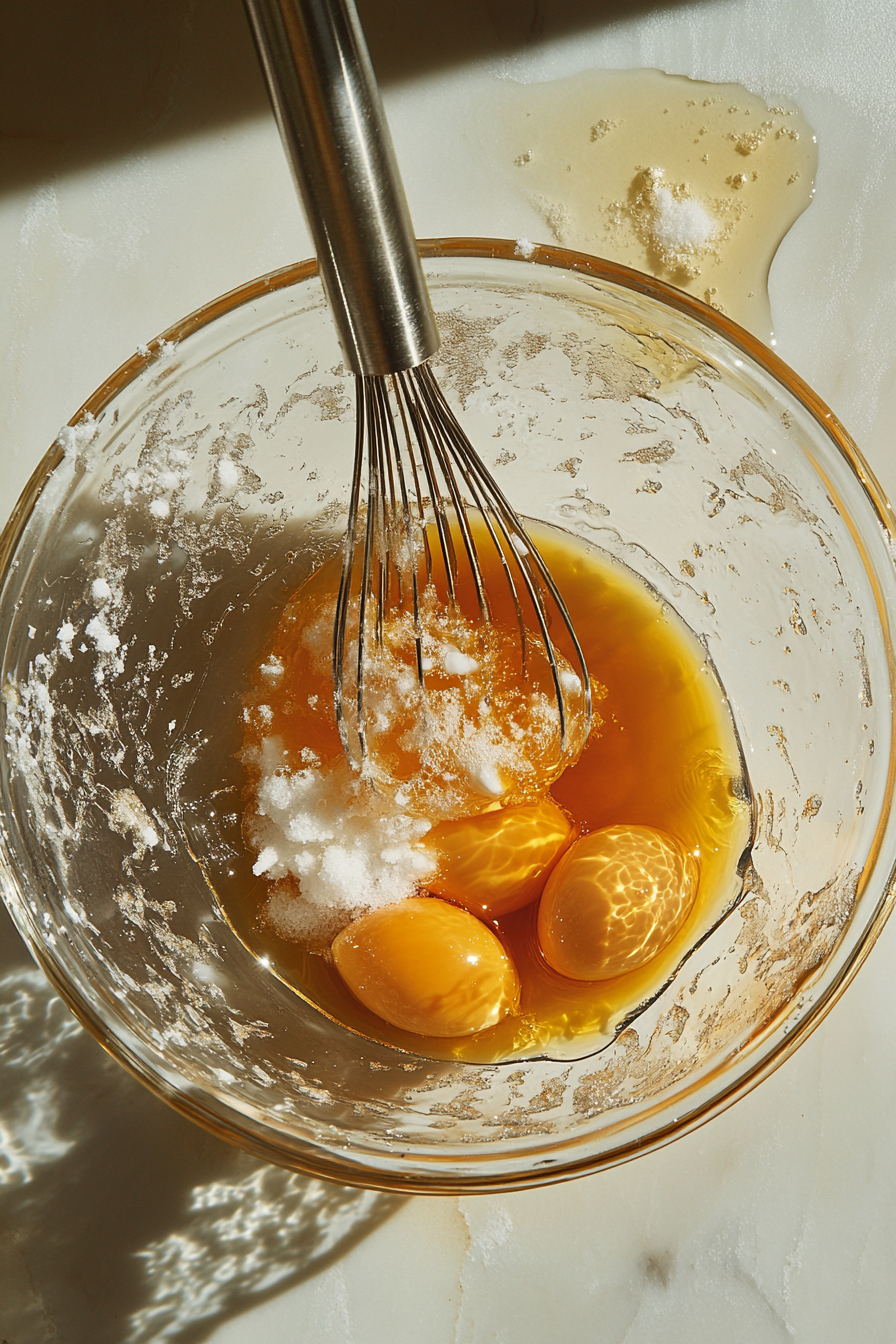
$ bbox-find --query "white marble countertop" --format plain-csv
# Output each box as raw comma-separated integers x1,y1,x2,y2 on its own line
4,1,896,1340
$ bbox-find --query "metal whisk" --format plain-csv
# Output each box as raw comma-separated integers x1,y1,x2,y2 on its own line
244,0,591,777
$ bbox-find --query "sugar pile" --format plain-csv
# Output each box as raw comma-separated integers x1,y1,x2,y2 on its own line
635,168,717,272
298,592,587,822
243,590,592,943
650,186,716,253
246,736,435,943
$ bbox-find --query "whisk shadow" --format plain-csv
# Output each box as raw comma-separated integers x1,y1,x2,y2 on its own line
0,0,711,197
0,903,403,1344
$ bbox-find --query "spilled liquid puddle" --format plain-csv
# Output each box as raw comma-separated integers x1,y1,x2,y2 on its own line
489,68,817,343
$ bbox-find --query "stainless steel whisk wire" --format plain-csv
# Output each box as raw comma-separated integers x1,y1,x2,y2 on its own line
339,367,592,769
244,0,592,776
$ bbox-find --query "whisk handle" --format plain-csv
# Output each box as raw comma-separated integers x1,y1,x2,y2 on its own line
244,0,440,377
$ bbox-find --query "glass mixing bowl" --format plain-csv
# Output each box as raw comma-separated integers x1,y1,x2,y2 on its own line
1,241,894,1194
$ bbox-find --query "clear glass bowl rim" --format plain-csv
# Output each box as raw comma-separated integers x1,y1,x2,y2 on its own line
2,238,895,1195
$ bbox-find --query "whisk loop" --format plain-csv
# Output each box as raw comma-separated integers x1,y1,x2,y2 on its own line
333,362,593,785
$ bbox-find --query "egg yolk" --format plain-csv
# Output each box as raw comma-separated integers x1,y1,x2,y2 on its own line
331,897,520,1037
425,798,575,918
537,825,699,980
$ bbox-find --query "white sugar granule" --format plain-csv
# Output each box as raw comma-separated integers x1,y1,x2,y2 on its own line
650,186,715,251
469,762,504,797
514,237,537,259
642,171,716,257
247,737,435,939
85,616,120,653
260,655,284,682
91,577,112,603
106,440,192,513
442,645,479,676
55,413,99,466
217,458,241,492
253,844,280,876
56,622,76,660
108,787,159,854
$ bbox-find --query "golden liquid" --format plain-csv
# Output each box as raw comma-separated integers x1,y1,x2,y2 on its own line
486,68,817,342
227,524,753,1064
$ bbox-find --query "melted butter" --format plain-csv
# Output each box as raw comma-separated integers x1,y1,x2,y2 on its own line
489,68,817,342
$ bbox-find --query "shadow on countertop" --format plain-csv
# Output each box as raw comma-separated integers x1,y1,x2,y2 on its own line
0,0,702,196
0,901,402,1344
